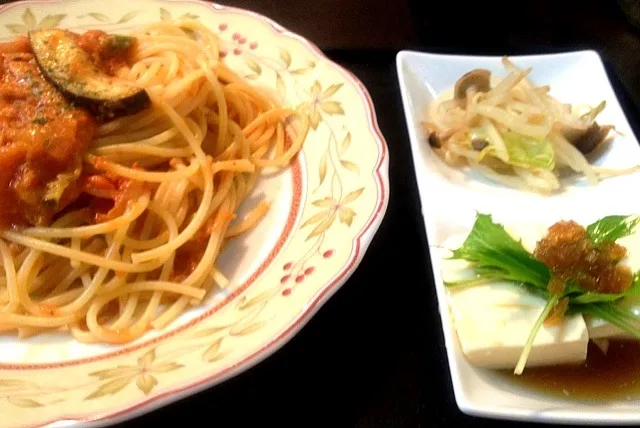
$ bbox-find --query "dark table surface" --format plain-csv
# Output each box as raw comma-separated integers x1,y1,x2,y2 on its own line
4,0,640,426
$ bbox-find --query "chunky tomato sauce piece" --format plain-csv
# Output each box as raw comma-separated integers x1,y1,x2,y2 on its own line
534,220,633,294
172,208,235,280
0,32,138,229
75,30,137,76
0,37,95,227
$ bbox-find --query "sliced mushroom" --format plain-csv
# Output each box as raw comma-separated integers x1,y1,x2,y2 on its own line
471,138,489,151
422,121,443,149
563,122,613,154
454,69,491,100
428,132,442,149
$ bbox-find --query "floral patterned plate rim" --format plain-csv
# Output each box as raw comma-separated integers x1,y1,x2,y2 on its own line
0,0,389,426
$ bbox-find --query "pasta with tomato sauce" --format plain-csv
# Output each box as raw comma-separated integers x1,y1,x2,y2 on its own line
0,19,308,343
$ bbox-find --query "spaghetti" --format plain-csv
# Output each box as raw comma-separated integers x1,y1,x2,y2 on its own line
0,19,308,343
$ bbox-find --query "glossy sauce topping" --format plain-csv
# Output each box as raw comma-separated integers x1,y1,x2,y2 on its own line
534,220,633,294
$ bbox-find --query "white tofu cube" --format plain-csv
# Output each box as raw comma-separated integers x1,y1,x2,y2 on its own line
446,282,589,369
440,236,589,370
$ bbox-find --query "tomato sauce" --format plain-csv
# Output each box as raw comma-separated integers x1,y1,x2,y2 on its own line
0,31,138,229
0,37,95,228
75,30,137,76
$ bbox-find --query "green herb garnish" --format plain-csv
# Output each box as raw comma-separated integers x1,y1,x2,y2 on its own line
31,116,48,125
447,213,640,374
586,215,640,247
103,35,135,52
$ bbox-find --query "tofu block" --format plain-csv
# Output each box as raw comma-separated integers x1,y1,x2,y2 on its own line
439,236,589,370
447,282,589,369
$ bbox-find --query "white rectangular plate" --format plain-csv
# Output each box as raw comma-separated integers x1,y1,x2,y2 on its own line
397,49,640,425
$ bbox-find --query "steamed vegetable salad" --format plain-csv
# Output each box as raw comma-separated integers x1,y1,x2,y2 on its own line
422,57,629,193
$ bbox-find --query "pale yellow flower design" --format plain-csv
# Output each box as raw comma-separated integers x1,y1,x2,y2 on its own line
299,81,345,129
5,8,65,34
86,348,182,399
302,187,365,239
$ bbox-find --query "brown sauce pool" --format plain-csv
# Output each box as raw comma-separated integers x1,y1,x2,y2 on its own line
498,340,640,401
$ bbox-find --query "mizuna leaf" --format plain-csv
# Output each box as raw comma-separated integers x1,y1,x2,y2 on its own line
449,213,551,289
515,294,560,375
586,215,640,247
